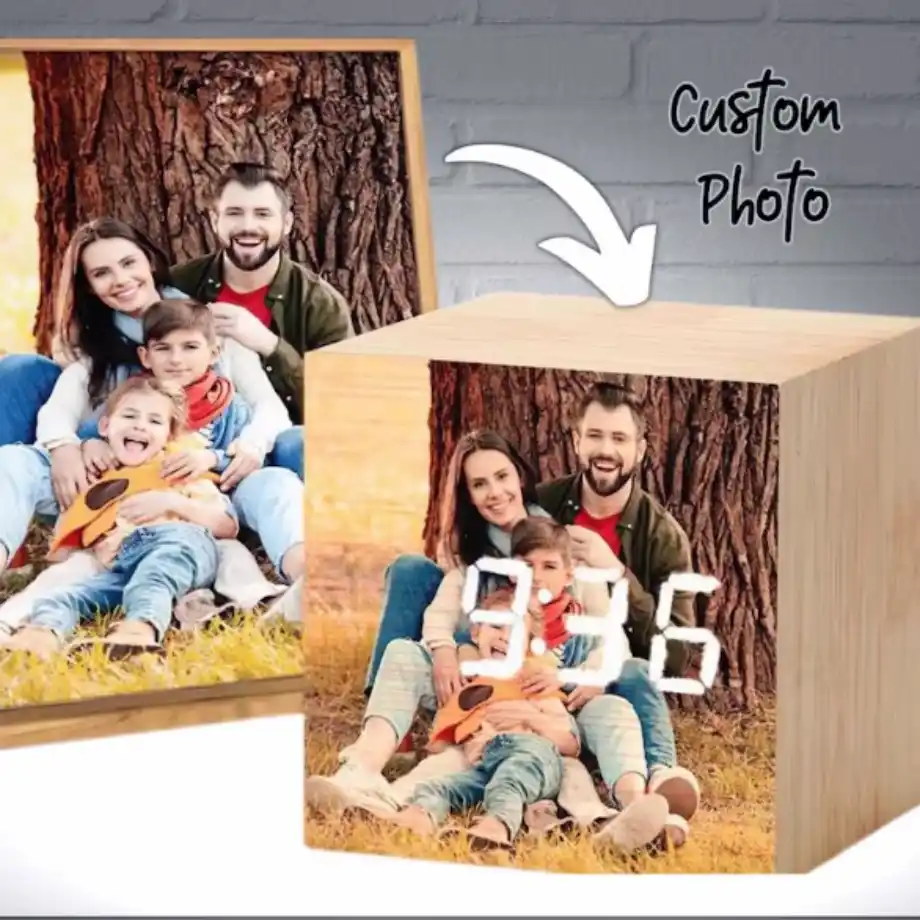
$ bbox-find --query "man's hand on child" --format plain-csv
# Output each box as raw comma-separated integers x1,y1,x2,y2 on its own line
118,490,177,524
81,438,117,480
210,302,280,358
566,524,625,575
162,450,217,483
220,440,263,491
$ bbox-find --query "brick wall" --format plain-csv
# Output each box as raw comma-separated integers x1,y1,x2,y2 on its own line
3,0,918,314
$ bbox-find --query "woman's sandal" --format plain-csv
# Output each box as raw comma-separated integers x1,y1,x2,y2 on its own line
523,800,575,839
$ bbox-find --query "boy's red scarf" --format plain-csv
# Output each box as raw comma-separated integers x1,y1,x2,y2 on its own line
483,585,579,649
184,371,234,430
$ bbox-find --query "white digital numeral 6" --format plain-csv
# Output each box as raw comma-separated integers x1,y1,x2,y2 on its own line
647,572,723,695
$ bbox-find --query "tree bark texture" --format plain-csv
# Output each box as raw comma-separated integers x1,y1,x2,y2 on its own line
422,363,779,712
24,50,421,355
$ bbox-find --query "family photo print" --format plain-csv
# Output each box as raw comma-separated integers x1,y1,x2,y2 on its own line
302,297,779,875
0,38,434,736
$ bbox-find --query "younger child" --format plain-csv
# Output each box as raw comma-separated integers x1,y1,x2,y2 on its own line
380,517,600,850
2,376,238,661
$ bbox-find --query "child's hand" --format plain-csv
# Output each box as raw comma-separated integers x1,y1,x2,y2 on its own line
81,438,117,479
93,531,122,566
520,660,561,695
161,449,217,483
118,490,177,524
219,440,264,492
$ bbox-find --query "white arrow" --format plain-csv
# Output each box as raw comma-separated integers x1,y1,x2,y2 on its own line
444,143,657,308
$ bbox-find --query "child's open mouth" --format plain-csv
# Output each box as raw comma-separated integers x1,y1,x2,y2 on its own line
121,434,150,459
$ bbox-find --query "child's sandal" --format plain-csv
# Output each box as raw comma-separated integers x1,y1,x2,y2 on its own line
466,817,514,853
100,622,165,662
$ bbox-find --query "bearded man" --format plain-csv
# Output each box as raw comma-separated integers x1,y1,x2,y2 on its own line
169,161,355,427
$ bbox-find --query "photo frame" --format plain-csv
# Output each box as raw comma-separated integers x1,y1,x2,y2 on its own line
0,37,436,748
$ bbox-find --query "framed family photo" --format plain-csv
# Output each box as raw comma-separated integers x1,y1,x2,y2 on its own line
0,38,436,747
302,292,920,875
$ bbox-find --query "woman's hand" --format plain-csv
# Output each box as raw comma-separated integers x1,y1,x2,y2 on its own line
566,524,624,574
118,490,178,525
432,646,464,706
219,440,264,492
50,443,90,509
565,685,605,713
161,449,217,484
81,438,117,480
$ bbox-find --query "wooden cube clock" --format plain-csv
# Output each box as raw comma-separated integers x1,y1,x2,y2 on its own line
303,291,920,875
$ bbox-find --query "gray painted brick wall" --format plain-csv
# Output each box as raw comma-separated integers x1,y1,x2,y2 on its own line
2,0,919,315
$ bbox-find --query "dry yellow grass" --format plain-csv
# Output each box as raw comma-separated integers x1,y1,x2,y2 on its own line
304,579,776,875
0,610,303,708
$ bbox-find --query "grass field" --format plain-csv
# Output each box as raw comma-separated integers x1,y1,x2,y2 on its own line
303,576,776,874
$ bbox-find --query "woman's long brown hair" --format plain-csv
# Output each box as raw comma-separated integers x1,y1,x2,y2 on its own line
54,217,172,403
436,429,539,569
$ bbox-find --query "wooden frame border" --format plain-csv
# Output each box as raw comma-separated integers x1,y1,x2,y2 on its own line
0,37,438,747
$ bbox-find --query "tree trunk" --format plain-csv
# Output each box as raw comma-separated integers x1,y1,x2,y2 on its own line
24,50,421,356
422,362,779,712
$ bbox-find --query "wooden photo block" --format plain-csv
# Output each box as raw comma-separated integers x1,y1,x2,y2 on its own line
303,292,920,876
0,39,436,748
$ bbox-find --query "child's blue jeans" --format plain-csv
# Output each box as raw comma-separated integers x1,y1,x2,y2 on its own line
408,733,564,839
29,523,219,641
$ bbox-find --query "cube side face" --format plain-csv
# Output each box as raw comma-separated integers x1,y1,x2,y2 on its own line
303,353,779,875
776,329,920,874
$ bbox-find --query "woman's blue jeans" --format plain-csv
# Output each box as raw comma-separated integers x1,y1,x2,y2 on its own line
365,553,679,770
0,354,62,446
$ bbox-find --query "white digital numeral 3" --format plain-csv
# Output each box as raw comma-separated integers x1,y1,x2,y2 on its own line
557,566,630,687
647,572,722,695
459,557,532,680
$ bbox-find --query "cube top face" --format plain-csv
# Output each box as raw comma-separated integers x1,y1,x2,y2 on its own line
313,292,920,385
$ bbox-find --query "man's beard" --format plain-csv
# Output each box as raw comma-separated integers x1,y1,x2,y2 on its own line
221,234,282,271
582,457,635,498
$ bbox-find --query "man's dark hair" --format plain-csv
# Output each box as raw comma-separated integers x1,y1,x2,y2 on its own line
214,161,290,212
575,382,646,438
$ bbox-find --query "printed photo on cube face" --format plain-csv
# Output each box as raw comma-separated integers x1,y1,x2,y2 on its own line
303,353,777,875
0,42,434,722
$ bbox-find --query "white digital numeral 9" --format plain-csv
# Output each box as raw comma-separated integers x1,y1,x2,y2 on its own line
557,566,630,687
459,557,532,680
647,572,722,695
